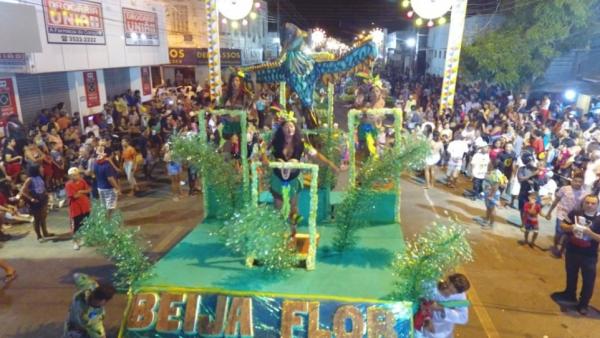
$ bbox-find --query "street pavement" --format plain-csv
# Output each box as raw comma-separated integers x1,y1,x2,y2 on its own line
2,167,600,337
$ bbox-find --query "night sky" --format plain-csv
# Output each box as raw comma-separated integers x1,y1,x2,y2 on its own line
281,0,504,41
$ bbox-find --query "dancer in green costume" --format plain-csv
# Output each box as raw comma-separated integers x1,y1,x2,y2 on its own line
265,112,338,236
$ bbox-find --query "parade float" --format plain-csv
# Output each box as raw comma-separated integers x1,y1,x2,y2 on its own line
85,2,473,336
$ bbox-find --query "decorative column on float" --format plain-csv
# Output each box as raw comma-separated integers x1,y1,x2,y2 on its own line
205,0,222,100
439,0,468,112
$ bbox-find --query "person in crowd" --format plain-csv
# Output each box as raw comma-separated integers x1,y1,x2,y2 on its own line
121,138,138,197
424,131,443,189
3,138,22,180
544,173,586,258
445,134,469,188
0,259,16,285
65,167,91,251
553,194,600,315
162,142,183,201
517,152,543,226
63,273,116,338
467,140,490,199
20,165,54,241
94,147,120,217
521,190,542,248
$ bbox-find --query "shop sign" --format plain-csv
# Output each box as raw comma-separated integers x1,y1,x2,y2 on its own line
42,0,106,45
123,8,159,46
141,67,152,96
83,71,100,108
0,53,27,67
0,78,18,118
168,48,241,66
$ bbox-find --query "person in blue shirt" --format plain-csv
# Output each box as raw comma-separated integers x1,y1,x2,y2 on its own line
93,147,120,217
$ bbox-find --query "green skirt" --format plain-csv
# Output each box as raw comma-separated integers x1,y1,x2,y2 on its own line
270,173,302,198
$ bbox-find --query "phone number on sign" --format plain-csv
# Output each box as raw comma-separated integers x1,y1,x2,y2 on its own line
61,35,98,43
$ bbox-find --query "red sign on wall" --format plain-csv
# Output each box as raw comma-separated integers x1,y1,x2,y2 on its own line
83,71,100,108
141,67,152,96
0,78,18,118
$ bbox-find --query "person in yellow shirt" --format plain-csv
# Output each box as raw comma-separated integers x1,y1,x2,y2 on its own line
63,273,115,338
121,138,138,196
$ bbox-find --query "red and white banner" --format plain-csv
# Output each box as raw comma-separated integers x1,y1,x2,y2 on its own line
0,78,18,118
122,8,159,46
43,0,106,45
141,67,152,96
83,71,100,108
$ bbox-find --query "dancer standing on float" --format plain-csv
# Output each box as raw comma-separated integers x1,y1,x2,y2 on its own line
264,112,338,237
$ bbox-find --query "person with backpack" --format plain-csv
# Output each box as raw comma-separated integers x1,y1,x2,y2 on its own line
19,165,54,242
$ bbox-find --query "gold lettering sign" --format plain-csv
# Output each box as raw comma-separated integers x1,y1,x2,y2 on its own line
333,305,365,338
156,293,185,333
308,302,331,338
224,297,254,336
280,300,308,338
127,293,159,330
183,294,201,334
198,295,229,335
367,307,397,338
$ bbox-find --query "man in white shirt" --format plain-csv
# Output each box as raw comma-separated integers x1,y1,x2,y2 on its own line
417,273,470,338
446,135,469,188
467,140,490,199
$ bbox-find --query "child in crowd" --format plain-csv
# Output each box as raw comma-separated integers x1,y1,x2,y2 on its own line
480,181,501,228
521,190,541,248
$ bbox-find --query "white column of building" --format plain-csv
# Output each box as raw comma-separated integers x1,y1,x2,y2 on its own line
67,70,107,130
129,67,153,102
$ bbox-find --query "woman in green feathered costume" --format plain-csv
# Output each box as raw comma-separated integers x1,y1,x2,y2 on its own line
264,112,338,237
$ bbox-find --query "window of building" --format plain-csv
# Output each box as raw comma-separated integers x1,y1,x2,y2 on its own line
169,5,189,34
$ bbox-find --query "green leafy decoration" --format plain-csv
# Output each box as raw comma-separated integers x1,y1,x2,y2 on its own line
333,136,430,252
75,204,153,289
217,206,298,272
390,223,473,303
462,0,600,89
170,133,242,220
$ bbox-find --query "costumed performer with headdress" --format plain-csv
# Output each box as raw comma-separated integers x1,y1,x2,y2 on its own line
264,112,339,237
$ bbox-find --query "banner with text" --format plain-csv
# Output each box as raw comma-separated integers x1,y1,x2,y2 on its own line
43,0,106,45
169,48,241,66
83,71,100,108
121,290,413,337
141,67,152,96
123,8,159,46
0,78,18,118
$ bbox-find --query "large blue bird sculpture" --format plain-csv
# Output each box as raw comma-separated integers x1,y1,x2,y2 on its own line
244,23,378,127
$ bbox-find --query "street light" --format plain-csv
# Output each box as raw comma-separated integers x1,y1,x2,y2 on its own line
370,28,385,46
311,28,327,48
405,37,416,48
565,89,577,101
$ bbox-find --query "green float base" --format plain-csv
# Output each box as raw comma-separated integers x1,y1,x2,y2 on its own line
137,220,404,299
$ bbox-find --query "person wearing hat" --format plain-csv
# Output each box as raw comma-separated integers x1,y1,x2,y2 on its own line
66,167,91,250
467,139,490,200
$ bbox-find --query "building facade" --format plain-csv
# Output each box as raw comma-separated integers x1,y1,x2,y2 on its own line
0,0,169,126
160,0,268,86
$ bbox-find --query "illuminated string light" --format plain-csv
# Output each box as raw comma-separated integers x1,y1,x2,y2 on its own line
427,20,434,28
249,11,257,19
401,0,410,8
438,17,447,25
407,10,414,18
231,20,239,29
415,18,423,26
